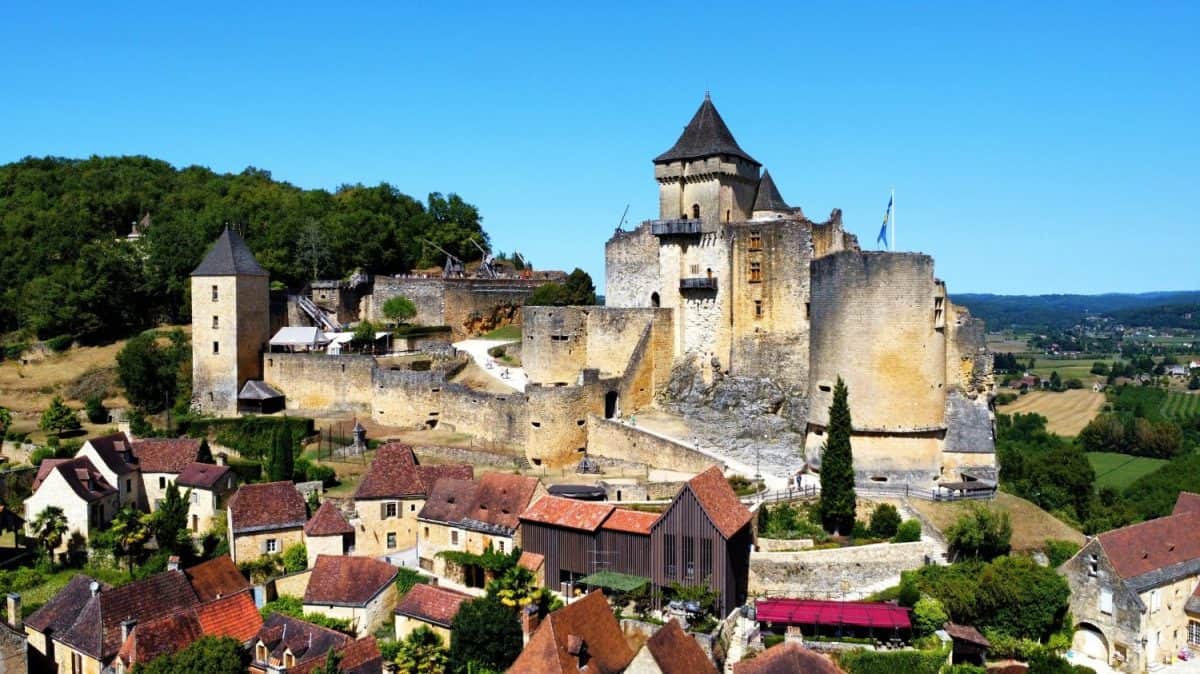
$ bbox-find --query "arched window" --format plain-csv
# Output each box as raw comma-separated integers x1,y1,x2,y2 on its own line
692,204,701,220
650,292,660,308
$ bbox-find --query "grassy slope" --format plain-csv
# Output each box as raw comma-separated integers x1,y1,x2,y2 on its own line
908,492,1084,553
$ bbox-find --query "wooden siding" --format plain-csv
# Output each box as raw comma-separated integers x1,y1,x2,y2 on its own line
651,486,747,615
521,521,598,585
596,530,652,579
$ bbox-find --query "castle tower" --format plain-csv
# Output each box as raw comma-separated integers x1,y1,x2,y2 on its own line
653,94,761,225
190,228,270,416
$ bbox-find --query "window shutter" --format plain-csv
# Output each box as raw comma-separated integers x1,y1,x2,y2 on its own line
381,502,387,519
260,539,268,553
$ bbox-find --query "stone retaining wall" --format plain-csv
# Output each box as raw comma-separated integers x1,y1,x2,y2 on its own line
587,417,715,474
749,540,934,599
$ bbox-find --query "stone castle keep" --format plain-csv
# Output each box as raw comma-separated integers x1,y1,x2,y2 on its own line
191,96,996,487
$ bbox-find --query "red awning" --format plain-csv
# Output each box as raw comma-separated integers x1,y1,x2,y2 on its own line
755,599,911,630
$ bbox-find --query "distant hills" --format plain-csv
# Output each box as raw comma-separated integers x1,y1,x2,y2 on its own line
951,291,1200,331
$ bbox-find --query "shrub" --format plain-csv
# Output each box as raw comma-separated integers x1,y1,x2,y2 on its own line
84,395,108,424
893,519,921,543
1043,539,1081,568
763,634,785,649
868,503,902,538
943,666,987,674
395,566,432,596
282,543,307,573
911,595,947,637
946,503,1011,561
46,335,73,352
994,392,1017,405
836,645,949,674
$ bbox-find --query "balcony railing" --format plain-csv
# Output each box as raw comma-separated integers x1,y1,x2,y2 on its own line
648,219,702,236
680,277,718,291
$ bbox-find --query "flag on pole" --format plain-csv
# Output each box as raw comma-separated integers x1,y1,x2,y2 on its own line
876,195,893,248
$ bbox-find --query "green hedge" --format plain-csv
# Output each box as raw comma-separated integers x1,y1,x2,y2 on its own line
180,416,313,459
226,457,262,483
837,646,949,674
393,325,451,337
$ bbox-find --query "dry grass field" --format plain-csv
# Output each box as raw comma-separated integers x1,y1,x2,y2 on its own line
909,491,1085,553
997,389,1106,436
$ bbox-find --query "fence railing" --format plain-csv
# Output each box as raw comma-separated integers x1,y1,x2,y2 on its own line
749,481,996,505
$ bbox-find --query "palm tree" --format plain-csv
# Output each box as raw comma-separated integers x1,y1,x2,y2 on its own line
109,506,152,572
30,505,69,560
395,625,448,674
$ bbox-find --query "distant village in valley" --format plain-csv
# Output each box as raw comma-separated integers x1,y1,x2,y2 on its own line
1,95,1199,674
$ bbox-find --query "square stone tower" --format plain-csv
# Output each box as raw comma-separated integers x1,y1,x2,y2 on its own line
190,228,270,416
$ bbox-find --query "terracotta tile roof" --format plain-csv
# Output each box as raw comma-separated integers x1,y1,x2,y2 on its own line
84,432,137,475
25,575,109,634
176,462,232,490
54,570,201,660
305,500,355,537
943,622,990,648
255,613,351,668
228,481,308,534
519,496,615,532
117,609,203,668
1096,503,1200,582
354,442,473,500
732,642,845,674
519,551,545,573
195,592,263,642
683,466,752,539
304,555,398,607
184,555,251,602
509,590,634,674
469,472,541,531
393,583,472,628
417,478,477,524
1173,491,1200,516
32,456,117,503
601,509,659,535
131,438,204,473
645,619,718,674
291,636,383,674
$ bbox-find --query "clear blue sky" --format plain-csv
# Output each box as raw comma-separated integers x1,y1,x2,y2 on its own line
3,2,1196,295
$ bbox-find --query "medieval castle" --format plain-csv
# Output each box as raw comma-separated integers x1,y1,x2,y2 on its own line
191,95,996,488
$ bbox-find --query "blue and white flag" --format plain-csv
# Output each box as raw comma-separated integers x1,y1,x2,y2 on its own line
876,195,893,248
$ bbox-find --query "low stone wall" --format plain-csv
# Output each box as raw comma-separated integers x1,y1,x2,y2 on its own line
271,568,312,599
757,537,815,552
587,417,715,474
749,540,934,599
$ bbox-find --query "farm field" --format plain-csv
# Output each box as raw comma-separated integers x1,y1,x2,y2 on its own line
997,389,1106,436
1085,452,1168,491
1161,391,1200,418
1027,358,1110,384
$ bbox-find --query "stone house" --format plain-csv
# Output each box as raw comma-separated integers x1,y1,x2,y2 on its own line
113,590,261,673
352,443,471,558
24,555,250,674
303,500,355,567
302,555,399,638
24,457,119,554
175,461,238,534
626,618,717,674
1061,491,1200,672
227,481,308,565
393,583,472,644
129,438,208,509
76,433,141,508
509,590,634,674
250,613,382,673
416,471,545,583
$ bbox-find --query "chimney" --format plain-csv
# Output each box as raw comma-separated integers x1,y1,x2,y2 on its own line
521,604,541,645
89,581,100,597
167,555,180,572
216,452,227,466
6,593,20,629
121,618,136,642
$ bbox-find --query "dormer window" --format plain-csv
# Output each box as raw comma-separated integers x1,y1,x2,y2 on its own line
256,643,267,662
284,651,295,667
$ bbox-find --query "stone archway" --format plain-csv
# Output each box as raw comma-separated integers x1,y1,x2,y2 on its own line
1072,622,1109,663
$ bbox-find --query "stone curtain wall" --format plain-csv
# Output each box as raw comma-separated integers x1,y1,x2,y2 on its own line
370,277,446,327
605,225,660,309
586,417,714,473
748,540,935,599
371,277,545,339
522,307,589,384
264,353,375,413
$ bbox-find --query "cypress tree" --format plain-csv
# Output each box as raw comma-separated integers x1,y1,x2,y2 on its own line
819,376,856,534
276,421,295,482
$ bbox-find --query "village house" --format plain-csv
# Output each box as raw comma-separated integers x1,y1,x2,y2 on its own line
352,443,472,558
1,595,27,674
303,500,355,567
250,613,382,674
227,481,308,565
175,461,237,534
1061,491,1200,672
24,555,251,674
302,555,399,638
113,590,261,673
509,590,635,674
519,466,753,617
76,433,141,508
129,437,208,509
625,618,717,674
24,456,119,555
416,471,545,584
731,641,845,674
393,583,472,644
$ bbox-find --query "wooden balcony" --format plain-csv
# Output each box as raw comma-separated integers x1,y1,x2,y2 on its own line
680,277,718,291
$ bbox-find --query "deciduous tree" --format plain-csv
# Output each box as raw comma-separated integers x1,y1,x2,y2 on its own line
39,396,81,435
449,596,522,673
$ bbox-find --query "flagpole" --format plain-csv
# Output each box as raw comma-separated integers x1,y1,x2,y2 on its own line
890,187,896,251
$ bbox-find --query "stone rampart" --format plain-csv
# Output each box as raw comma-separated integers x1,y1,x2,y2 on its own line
370,277,546,339
748,540,935,599
264,353,375,413
586,417,715,473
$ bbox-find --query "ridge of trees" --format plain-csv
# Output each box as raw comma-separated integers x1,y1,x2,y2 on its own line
0,155,488,342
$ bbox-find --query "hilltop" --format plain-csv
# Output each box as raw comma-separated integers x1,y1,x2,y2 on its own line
953,290,1200,330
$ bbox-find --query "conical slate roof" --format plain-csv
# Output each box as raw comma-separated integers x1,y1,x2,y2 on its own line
190,228,268,277
753,170,789,211
654,94,760,166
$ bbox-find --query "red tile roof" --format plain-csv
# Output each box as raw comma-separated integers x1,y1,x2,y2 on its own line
519,551,545,573
732,642,845,674
83,433,137,475
131,438,204,473
228,481,308,534
116,592,263,669
291,635,383,674
684,466,752,539
601,509,659,535
304,555,398,607
393,583,472,628
1097,500,1200,580
1173,491,1200,516
183,555,251,602
25,575,110,635
32,456,117,502
509,590,634,674
943,622,990,648
195,592,263,642
254,613,351,669
519,496,615,532
645,619,718,674
417,478,478,524
175,462,232,490
305,500,355,537
354,442,472,500
754,599,911,630
469,472,541,531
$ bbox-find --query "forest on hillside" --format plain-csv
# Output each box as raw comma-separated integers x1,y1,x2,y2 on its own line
0,156,488,344
952,291,1200,330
